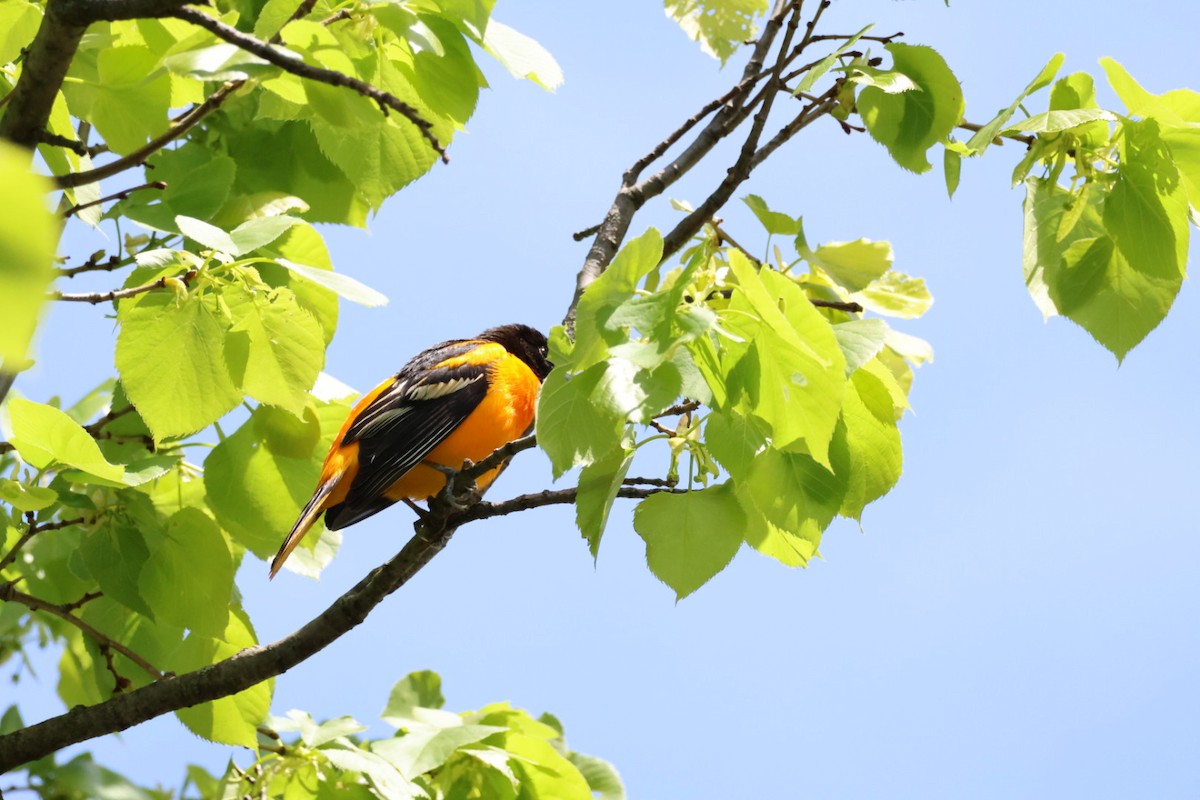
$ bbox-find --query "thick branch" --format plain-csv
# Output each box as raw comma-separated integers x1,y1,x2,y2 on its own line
0,515,455,771
0,2,87,150
169,6,447,163
52,269,197,304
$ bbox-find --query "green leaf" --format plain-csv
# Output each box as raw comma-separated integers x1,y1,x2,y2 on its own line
204,410,323,561
857,43,964,173
1105,119,1190,283
492,732,592,800
0,142,56,364
139,508,233,637
115,290,243,439
0,0,42,65
90,46,171,155
1005,107,1117,134
229,215,302,255
224,284,325,416
725,259,846,467
323,743,420,800
575,447,634,558
838,368,903,520
944,144,961,198
275,258,389,307
383,670,446,724
735,447,845,567
482,19,563,91
965,53,1063,154
81,510,154,618
573,229,664,371
1100,57,1183,124
535,364,626,479
846,65,917,94
850,271,933,319
0,480,58,512
796,24,872,96
176,215,239,254
53,754,155,800
7,397,126,483
808,238,894,292
172,609,271,747
162,42,273,81
374,724,507,780
633,483,746,599
832,319,889,377
568,752,626,800
255,403,321,459
664,0,769,65
743,194,799,235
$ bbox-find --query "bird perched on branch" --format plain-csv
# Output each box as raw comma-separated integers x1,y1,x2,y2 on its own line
270,323,553,579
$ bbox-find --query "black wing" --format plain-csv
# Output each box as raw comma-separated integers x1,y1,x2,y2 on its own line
324,340,490,529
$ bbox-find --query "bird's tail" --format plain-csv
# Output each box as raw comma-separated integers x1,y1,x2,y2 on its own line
269,480,337,580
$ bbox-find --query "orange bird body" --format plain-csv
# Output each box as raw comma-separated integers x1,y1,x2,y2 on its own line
270,324,552,578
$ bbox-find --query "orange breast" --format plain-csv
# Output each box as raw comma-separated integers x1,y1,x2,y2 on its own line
382,352,541,501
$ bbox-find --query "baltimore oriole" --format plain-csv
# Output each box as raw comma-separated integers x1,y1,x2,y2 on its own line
269,324,552,578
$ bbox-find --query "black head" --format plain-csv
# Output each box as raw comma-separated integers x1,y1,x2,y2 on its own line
479,324,553,380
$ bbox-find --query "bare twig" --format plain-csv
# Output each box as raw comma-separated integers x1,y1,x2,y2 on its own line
170,6,448,163
655,400,701,419
62,180,166,219
564,0,800,331
660,2,809,260
0,583,164,680
52,269,197,305
58,253,124,278
808,31,903,44
37,131,106,157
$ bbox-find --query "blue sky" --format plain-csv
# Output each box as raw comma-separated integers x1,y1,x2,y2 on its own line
12,1,1200,797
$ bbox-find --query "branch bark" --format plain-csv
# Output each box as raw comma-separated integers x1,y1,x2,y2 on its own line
0,458,671,772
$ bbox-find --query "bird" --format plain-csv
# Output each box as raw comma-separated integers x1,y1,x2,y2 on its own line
269,323,553,579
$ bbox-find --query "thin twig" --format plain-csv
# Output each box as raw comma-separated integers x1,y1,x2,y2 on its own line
52,269,197,305
0,584,164,680
62,180,166,219
564,0,799,330
170,6,448,163
655,400,701,419
660,1,808,260
0,518,85,574
37,131,106,157
808,31,903,44
58,253,124,278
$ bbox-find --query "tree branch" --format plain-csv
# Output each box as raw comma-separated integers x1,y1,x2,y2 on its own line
169,6,448,163
563,0,799,331
0,1,87,150
0,583,163,680
62,180,166,219
52,269,197,305
0,518,85,574
56,83,237,189
660,2,809,260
